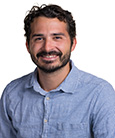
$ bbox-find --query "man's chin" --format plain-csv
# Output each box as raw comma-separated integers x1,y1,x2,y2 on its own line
37,64,64,73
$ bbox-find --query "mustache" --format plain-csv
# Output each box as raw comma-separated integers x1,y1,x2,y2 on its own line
36,51,62,58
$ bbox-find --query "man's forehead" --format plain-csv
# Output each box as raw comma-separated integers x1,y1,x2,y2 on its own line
31,16,67,28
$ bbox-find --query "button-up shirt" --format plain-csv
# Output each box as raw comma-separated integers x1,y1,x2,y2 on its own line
0,61,115,138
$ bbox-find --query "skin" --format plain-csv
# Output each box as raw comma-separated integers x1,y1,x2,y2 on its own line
26,16,77,91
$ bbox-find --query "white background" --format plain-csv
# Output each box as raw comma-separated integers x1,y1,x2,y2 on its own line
0,0,115,97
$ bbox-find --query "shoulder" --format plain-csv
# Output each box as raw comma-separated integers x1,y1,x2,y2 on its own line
77,68,115,101
70,61,115,96
72,65,115,95
2,72,33,96
78,68,111,88
71,61,108,88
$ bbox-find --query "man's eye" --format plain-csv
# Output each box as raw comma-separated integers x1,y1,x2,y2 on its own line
54,36,62,40
35,37,43,41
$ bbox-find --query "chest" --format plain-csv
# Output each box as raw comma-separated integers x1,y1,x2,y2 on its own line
8,92,94,138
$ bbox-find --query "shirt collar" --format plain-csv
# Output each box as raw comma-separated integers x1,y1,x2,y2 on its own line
58,60,80,94
27,60,80,94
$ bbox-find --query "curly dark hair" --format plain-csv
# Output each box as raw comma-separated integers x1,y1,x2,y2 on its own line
24,4,76,45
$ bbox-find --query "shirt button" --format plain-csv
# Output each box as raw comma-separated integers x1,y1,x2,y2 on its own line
46,97,50,100
44,119,48,123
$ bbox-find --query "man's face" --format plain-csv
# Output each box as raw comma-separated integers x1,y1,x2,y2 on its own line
26,17,76,73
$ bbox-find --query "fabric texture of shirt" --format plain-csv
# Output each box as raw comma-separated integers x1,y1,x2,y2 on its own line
0,61,115,138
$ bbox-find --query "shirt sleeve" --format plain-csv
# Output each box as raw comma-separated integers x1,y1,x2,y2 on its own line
0,87,16,138
92,82,115,138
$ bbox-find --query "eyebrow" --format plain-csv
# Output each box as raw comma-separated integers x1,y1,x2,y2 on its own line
32,34,44,38
52,33,65,36
32,33,65,38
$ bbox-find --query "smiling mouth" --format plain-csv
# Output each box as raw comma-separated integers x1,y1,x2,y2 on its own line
42,55,57,58
40,54,58,63
37,51,62,59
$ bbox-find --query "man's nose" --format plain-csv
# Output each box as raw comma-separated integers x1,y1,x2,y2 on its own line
43,38,53,52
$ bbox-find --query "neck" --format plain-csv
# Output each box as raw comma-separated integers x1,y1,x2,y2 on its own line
37,62,71,92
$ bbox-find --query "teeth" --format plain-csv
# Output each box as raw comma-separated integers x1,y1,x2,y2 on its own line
43,55,56,58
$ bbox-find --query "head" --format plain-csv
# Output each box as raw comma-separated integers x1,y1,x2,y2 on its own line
24,4,77,73
24,4,76,45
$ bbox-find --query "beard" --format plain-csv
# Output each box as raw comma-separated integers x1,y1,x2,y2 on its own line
30,49,71,73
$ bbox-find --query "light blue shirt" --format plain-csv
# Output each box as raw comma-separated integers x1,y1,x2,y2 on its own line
0,61,115,138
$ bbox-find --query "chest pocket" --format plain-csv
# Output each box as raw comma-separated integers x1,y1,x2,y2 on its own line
49,123,88,138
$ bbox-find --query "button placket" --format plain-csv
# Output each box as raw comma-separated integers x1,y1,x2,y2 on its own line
46,97,50,100
42,95,51,136
44,119,48,123
44,96,50,122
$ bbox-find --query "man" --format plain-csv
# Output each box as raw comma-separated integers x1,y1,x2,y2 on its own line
0,4,115,138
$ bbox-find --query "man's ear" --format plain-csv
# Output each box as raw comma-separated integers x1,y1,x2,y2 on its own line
71,38,77,52
26,41,30,53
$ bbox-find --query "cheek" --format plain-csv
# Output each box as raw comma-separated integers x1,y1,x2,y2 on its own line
29,44,40,55
59,44,71,54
